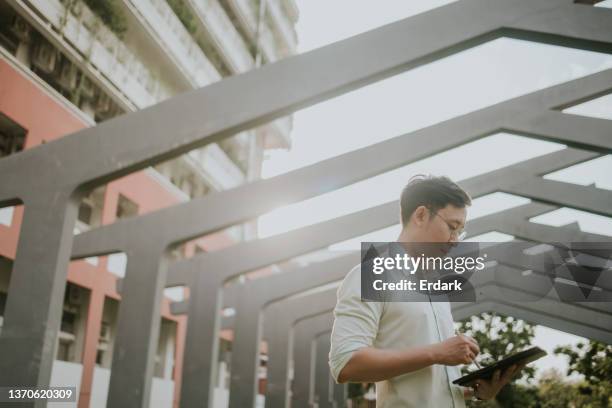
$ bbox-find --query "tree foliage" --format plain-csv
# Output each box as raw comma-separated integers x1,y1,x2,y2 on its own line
554,340,612,407
457,312,536,381
458,313,537,407
459,312,612,407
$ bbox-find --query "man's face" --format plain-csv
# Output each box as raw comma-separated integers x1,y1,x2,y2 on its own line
410,204,467,255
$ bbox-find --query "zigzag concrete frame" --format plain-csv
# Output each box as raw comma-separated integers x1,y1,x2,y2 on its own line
72,40,612,408
70,70,612,408
86,145,612,408
169,146,610,407
167,195,612,406
0,1,611,407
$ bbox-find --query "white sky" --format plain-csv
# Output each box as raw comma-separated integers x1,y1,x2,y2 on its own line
258,0,612,381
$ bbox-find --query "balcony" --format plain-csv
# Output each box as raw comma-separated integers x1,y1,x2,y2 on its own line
224,0,280,62
124,0,221,86
20,0,254,187
20,0,167,108
267,0,297,54
120,1,288,170
186,143,246,190
184,0,254,73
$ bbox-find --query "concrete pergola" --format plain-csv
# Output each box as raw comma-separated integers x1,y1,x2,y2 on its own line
164,205,612,406
0,1,610,407
81,144,611,406
291,313,337,408
263,288,339,408
313,332,342,408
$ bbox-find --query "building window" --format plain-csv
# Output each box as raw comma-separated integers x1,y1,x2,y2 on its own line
77,202,93,225
56,284,88,362
96,320,111,366
0,257,11,333
97,297,118,368
154,319,177,379
0,292,6,317
168,243,187,261
115,194,138,219
77,187,105,228
0,292,7,332
60,309,77,334
0,112,26,158
57,340,72,362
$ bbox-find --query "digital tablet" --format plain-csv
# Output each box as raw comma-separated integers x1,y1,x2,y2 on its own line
452,346,547,386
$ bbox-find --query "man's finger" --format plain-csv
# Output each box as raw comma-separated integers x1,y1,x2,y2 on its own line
464,336,480,354
513,362,527,378
465,340,480,355
467,352,476,364
493,369,501,384
501,365,517,383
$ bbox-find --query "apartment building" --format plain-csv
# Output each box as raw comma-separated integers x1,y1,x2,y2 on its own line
0,0,298,406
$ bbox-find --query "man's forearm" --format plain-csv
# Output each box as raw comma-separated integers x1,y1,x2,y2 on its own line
337,345,438,383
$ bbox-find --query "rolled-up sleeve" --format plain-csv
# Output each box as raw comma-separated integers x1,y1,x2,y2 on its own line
329,264,384,383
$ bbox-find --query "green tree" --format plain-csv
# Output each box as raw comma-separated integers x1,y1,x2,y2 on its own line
537,368,612,408
457,312,538,407
538,369,583,408
555,340,612,407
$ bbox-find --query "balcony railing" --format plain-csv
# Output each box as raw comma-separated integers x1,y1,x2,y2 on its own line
23,0,253,186
124,0,293,149
185,0,254,73
225,0,280,62
126,0,221,86
267,0,297,54
187,144,246,190
25,0,166,107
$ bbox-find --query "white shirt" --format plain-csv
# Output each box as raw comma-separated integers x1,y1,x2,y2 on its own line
329,263,467,408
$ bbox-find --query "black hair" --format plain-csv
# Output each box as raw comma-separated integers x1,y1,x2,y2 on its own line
400,174,471,226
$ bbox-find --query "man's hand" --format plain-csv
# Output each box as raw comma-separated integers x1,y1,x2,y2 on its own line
469,362,526,400
431,334,480,365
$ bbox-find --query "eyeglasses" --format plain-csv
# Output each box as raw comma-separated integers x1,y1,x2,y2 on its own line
432,212,467,241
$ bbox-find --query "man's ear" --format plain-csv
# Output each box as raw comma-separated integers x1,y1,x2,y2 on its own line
412,205,429,227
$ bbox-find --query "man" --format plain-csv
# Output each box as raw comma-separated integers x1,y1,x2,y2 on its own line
329,175,524,407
